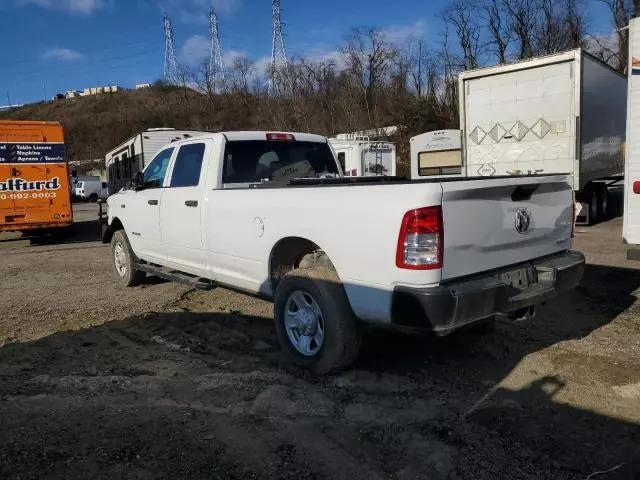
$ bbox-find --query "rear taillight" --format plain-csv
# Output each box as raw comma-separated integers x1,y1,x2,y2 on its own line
396,206,443,270
266,133,295,141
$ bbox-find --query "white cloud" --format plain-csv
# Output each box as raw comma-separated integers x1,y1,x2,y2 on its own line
381,20,427,43
206,0,240,15
222,49,248,67
181,35,210,67
305,49,345,70
253,56,272,78
18,0,107,14
162,0,241,23
41,47,83,61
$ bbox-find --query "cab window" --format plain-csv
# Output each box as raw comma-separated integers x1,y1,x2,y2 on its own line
143,148,174,188
170,143,206,187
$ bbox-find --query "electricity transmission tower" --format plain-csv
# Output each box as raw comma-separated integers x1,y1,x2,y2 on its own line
270,0,287,93
209,7,225,88
163,13,179,82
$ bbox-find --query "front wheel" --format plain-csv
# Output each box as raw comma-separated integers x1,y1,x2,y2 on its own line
111,230,145,287
273,267,362,375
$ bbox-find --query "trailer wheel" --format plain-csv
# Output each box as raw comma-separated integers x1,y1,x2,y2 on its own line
111,230,145,287
587,188,599,225
597,184,609,221
274,267,362,375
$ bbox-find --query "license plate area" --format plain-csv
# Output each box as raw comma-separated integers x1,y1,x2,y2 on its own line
498,265,537,289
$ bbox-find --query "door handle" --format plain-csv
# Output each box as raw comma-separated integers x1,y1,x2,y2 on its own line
185,200,198,207
148,199,158,206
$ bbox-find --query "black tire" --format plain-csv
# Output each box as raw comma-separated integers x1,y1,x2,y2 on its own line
587,187,599,226
89,194,98,203
597,184,609,221
110,230,145,287
274,267,362,375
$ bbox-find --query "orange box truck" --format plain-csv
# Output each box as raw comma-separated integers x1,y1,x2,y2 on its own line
0,121,73,234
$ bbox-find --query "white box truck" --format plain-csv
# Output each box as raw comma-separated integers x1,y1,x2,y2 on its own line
412,50,627,225
624,18,640,258
106,128,210,194
329,135,396,176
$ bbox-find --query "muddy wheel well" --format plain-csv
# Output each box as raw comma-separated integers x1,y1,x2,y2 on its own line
269,237,333,292
103,217,123,244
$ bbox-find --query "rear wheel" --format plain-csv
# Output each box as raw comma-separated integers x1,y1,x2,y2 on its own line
111,230,145,287
274,267,362,374
587,187,599,225
597,184,609,221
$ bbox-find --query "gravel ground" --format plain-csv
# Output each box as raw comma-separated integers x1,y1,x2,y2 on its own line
0,203,639,479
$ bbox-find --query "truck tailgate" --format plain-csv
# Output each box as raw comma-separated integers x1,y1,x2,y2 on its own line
440,175,573,281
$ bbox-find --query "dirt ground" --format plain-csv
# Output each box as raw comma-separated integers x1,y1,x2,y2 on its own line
0,202,639,479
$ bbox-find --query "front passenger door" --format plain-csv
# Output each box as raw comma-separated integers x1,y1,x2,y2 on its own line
125,147,174,263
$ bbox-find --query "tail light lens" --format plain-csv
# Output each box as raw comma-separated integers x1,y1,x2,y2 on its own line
396,206,443,270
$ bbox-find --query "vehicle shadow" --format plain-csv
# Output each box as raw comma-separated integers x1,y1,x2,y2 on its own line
356,263,640,372
27,219,102,246
0,297,638,478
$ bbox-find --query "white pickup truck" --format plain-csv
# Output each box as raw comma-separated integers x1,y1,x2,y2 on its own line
102,131,585,373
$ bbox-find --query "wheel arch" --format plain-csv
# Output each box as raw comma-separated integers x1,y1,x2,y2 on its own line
268,236,339,293
103,216,124,244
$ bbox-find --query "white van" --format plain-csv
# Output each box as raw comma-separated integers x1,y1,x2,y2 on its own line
76,179,108,201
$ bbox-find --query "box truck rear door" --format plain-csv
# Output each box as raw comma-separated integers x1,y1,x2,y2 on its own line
464,61,576,178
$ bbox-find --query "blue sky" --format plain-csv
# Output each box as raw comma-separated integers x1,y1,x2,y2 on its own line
0,0,614,105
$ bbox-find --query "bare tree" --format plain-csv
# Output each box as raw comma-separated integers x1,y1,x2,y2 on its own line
228,56,255,94
586,32,620,67
401,37,437,99
442,0,483,69
502,0,538,59
342,27,396,127
535,0,585,54
601,0,632,72
484,0,511,63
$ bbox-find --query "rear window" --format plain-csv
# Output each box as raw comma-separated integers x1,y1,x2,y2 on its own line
222,141,338,184
418,149,463,176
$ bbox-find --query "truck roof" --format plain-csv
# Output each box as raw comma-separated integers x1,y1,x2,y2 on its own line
166,131,329,145
222,131,328,142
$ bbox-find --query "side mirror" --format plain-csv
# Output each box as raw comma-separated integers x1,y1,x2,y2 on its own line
132,172,145,191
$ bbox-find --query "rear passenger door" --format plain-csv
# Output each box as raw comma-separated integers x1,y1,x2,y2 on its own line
160,141,208,275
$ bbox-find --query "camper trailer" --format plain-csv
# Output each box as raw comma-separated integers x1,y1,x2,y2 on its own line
329,135,396,177
410,130,463,179
105,128,210,194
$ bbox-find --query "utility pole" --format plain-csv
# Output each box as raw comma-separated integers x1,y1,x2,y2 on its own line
270,0,287,94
